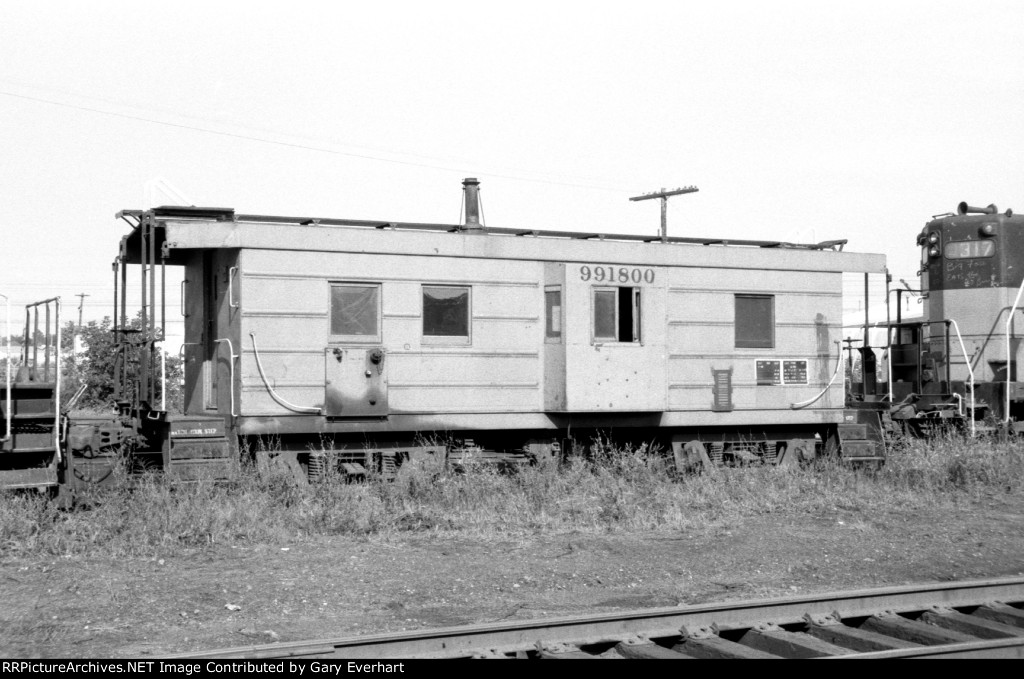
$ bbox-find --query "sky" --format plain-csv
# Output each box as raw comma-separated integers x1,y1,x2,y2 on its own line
1,1,1022,347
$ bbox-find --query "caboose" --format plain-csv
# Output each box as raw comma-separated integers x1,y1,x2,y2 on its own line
103,179,886,478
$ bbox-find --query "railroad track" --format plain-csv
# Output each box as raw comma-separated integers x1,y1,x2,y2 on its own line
168,576,1024,659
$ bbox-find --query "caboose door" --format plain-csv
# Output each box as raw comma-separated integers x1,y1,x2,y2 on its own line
562,263,667,411
324,347,389,417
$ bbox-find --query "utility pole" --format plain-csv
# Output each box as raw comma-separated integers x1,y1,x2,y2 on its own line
629,186,699,242
75,293,89,330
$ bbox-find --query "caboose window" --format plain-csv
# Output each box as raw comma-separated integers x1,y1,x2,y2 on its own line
944,240,995,259
330,284,381,341
423,285,470,342
593,287,640,342
735,295,774,348
545,287,562,341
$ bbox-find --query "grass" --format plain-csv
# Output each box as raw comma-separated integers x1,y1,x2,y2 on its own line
2,432,1023,559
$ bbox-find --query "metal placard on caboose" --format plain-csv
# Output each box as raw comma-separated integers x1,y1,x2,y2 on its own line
783,360,808,384
755,360,781,385
755,360,808,385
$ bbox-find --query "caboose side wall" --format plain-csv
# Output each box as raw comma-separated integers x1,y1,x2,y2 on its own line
665,267,842,413
561,263,668,411
543,263,567,411
236,248,544,419
230,248,845,430
155,217,884,436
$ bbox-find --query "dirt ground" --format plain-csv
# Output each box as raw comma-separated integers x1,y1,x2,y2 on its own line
2,494,1023,658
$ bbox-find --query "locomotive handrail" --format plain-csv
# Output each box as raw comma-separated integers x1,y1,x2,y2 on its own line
946,319,975,437
55,298,61,461
885,286,923,398
213,338,238,417
882,318,976,436
159,341,166,412
249,333,322,414
1005,274,1024,426
790,341,842,409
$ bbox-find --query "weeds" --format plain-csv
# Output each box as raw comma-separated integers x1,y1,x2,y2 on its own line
2,431,1022,558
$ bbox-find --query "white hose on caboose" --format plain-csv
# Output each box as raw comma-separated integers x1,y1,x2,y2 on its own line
790,341,842,410
250,332,322,414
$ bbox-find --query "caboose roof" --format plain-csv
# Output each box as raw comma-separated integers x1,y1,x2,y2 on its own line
117,206,886,273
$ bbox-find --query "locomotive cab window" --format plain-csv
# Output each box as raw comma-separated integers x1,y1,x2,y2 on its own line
330,283,381,342
593,287,641,343
423,285,471,344
735,294,774,348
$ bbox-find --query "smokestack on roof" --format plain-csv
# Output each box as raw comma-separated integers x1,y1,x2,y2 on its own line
462,178,482,230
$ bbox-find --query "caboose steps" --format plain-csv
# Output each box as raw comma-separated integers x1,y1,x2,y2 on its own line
0,465,58,490
0,375,60,492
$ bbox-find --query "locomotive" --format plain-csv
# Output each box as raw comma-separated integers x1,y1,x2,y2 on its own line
848,201,1024,436
2,179,889,494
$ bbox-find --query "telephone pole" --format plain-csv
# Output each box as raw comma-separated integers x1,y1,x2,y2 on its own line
629,186,699,242
75,293,89,330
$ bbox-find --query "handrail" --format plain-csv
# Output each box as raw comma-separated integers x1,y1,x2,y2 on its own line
54,298,61,461
1005,274,1024,425
946,319,975,437
884,286,921,402
65,384,87,412
213,338,238,417
0,293,9,443
228,267,239,309
882,317,976,436
250,333,322,414
159,342,166,412
791,341,842,409
887,333,894,403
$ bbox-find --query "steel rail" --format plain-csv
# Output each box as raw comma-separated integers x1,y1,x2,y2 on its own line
832,637,1024,660
164,576,1024,660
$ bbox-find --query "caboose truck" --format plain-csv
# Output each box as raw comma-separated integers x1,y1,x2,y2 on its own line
849,201,1024,437
1,180,888,493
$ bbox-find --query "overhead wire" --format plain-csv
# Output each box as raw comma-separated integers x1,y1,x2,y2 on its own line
0,88,635,194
